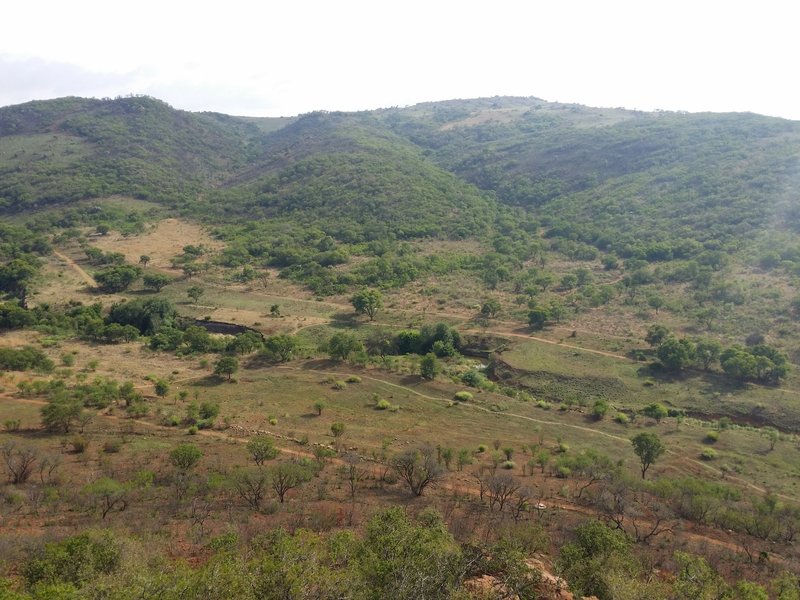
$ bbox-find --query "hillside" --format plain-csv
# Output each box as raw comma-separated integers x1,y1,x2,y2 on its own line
0,96,264,211
3,95,800,598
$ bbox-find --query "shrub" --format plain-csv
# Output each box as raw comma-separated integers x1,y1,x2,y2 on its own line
70,435,89,453
501,460,516,470
614,413,630,425
558,442,569,453
269,417,278,426
375,399,391,410
477,444,487,453
345,375,362,383
591,400,609,420
188,425,198,435
332,380,347,390
3,419,21,432
705,430,720,443
103,439,122,453
454,391,473,402
700,448,717,460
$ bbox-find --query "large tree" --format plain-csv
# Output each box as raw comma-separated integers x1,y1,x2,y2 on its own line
391,445,444,496
631,432,665,479
351,289,383,320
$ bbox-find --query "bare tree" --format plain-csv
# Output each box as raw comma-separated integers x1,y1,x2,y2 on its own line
487,473,521,513
341,452,367,502
189,497,213,539
270,462,312,503
391,445,444,497
2,442,37,484
232,468,270,510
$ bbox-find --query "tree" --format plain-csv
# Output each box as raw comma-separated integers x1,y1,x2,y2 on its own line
187,286,204,304
41,397,84,433
83,477,128,519
642,403,668,423
360,507,464,600
247,435,279,466
351,289,383,320
138,255,150,268
2,442,37,484
631,432,665,479
270,461,312,503
391,445,444,496
481,298,501,318
182,263,201,279
647,295,665,314
169,444,202,471
645,324,670,347
154,379,170,398
695,338,722,370
656,337,695,371
228,331,263,355
313,401,326,416
527,307,549,330
262,334,297,362
94,265,141,293
330,422,346,438
419,352,439,380
214,356,239,381
142,273,172,292
764,427,780,451
231,468,270,510
326,332,363,361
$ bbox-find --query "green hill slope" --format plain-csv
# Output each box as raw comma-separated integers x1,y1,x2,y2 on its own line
0,96,264,212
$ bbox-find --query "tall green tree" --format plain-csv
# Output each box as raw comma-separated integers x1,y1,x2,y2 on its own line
351,289,383,320
631,432,665,479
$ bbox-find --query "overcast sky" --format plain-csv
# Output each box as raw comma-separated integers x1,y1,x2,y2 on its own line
2,0,798,120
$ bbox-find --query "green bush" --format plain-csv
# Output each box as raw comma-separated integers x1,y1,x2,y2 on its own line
501,460,516,470
614,413,630,425
345,375,362,383
701,448,717,460
454,391,473,402
705,430,720,443
375,399,391,410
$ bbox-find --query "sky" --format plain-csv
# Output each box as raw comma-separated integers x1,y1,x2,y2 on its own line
2,0,798,120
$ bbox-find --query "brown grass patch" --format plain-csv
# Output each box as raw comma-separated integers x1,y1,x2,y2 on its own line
92,218,224,272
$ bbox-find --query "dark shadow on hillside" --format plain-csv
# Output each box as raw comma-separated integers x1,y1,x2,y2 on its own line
187,375,227,387
329,312,360,328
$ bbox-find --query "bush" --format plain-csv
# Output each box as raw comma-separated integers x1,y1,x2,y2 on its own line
454,391,473,402
477,444,487,453
103,439,122,453
614,413,630,425
70,435,89,453
558,442,569,453
700,448,717,460
705,430,720,443
3,419,21,432
345,375,362,383
501,460,516,470
375,399,391,410
188,425,198,435
332,380,347,390
269,417,278,426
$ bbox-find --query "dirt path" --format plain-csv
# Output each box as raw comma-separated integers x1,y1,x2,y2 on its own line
53,250,96,288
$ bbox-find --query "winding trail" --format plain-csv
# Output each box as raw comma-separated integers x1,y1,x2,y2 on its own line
272,365,797,503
